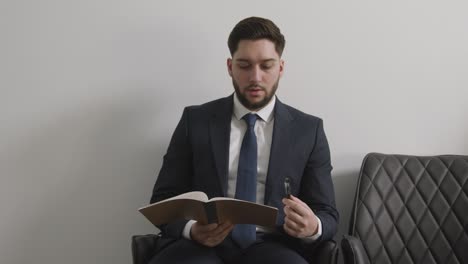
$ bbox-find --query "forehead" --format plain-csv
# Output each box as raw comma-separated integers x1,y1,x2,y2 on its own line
233,39,280,61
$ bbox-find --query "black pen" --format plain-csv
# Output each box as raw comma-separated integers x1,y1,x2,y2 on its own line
284,177,291,199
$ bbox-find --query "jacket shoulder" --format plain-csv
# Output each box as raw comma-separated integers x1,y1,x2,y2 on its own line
185,96,231,113
280,101,323,124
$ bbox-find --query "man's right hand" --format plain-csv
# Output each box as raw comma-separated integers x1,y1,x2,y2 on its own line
190,221,234,247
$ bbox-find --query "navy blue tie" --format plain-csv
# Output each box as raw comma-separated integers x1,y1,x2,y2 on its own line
232,113,258,248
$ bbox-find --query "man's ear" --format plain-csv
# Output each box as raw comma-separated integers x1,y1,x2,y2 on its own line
227,58,233,77
279,59,285,78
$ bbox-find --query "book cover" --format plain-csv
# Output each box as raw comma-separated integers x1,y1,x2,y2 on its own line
139,191,278,227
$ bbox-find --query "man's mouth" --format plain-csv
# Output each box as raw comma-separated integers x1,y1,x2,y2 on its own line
247,88,263,96
247,84,265,90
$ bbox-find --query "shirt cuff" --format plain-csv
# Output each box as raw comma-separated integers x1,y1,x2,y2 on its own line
302,216,322,242
182,220,196,240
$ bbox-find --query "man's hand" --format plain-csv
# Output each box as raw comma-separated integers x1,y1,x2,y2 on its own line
190,221,234,247
282,195,318,238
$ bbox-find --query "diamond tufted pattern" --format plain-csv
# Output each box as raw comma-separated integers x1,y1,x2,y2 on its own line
343,153,468,264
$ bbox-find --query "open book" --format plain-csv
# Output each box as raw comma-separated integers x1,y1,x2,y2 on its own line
139,191,278,227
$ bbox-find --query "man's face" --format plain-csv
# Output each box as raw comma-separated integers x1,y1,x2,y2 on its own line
227,39,284,111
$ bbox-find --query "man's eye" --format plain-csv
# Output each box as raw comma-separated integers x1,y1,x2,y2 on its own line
261,64,273,70
238,64,250,68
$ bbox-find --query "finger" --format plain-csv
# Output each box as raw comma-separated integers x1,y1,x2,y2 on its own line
208,222,235,243
283,223,298,237
192,223,219,243
283,198,310,217
287,212,319,237
290,195,312,209
283,195,312,212
285,217,311,238
218,221,233,230
282,196,301,208
199,230,223,247
215,224,234,240
196,222,219,232
284,206,306,225
283,201,307,218
209,222,234,237
219,222,234,233
205,226,233,247
284,215,302,230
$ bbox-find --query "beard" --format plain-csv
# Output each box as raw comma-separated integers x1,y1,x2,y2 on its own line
232,78,279,111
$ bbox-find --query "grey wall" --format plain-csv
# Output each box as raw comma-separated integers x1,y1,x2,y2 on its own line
1,1,467,263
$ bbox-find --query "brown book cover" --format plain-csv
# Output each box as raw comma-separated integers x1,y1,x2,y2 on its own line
139,191,278,227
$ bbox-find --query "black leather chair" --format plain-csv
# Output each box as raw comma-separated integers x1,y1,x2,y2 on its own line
132,233,339,264
342,153,468,264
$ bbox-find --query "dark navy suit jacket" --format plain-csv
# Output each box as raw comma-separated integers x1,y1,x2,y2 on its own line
150,95,339,247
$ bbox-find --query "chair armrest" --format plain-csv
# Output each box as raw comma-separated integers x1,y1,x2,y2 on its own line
301,239,338,264
314,240,339,264
131,234,161,264
341,235,370,264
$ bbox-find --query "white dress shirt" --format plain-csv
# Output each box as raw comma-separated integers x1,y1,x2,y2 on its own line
182,94,321,241
227,93,275,204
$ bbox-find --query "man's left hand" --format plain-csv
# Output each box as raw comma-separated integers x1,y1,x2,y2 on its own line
282,195,318,238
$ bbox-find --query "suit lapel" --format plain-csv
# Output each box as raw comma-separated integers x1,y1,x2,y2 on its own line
209,96,233,196
264,99,294,204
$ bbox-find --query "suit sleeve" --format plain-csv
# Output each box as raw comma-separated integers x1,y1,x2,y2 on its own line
150,107,194,239
300,119,339,242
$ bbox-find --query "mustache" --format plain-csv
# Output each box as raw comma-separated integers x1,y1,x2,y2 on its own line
244,84,266,90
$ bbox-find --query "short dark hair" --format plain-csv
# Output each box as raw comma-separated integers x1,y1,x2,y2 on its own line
228,17,285,57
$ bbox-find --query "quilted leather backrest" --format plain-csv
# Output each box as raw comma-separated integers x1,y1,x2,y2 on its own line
350,153,468,264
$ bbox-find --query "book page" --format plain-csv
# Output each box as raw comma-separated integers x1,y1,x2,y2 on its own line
162,191,209,204
208,196,242,202
138,191,208,210
214,200,278,227
138,191,210,226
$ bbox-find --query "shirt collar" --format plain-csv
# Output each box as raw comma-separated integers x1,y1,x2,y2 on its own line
233,93,276,122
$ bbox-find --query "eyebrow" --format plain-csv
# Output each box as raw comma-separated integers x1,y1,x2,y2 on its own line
235,58,277,63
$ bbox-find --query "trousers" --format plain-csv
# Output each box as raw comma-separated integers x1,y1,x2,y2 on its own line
149,233,309,264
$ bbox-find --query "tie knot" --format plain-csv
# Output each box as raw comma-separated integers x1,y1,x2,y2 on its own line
243,113,258,128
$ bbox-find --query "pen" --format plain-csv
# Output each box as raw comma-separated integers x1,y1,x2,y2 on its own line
284,177,291,198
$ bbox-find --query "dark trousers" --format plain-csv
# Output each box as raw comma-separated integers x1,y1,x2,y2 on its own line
149,234,309,264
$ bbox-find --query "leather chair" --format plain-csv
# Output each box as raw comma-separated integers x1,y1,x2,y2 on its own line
132,233,339,264
342,153,468,264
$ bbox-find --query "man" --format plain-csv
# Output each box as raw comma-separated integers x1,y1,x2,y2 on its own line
149,17,338,264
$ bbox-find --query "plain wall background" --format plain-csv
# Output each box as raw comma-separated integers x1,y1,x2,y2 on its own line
1,1,467,263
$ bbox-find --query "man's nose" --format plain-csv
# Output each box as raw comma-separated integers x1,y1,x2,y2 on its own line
249,66,262,83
